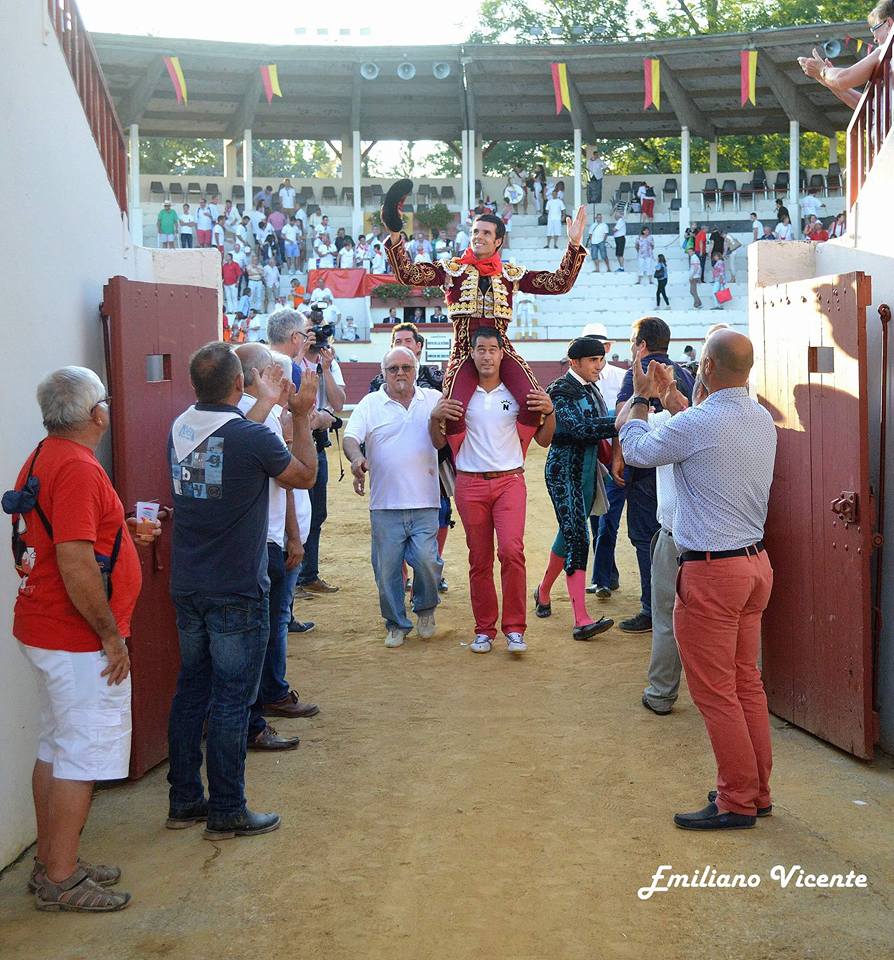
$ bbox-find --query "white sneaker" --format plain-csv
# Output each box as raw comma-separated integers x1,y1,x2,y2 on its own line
417,611,436,639
470,634,493,653
506,632,528,654
384,628,406,648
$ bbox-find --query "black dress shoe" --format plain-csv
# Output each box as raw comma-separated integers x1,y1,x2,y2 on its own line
165,800,209,830
673,802,756,830
641,694,672,715
572,618,613,641
203,808,281,841
288,619,315,633
247,723,300,751
533,585,552,618
708,790,772,817
438,577,449,593
619,612,652,633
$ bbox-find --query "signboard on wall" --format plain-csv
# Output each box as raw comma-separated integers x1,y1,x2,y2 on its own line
425,333,452,363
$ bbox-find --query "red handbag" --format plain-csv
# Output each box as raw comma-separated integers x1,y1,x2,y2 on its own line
714,287,732,304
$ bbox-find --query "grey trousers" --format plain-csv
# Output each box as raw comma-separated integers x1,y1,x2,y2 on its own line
643,528,682,709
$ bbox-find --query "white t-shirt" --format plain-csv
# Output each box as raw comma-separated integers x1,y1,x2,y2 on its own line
279,186,297,208
195,207,214,231
232,247,249,269
598,361,627,411
310,286,334,304
588,222,609,245
207,203,220,221
315,242,336,267
587,158,607,179
236,395,288,544
344,386,442,510
751,219,763,239
637,185,648,202
212,224,225,246
263,264,280,287
338,248,356,269
224,208,241,230
281,224,299,244
800,195,822,217
689,253,701,279
775,221,793,240
456,383,523,472
292,489,312,544
613,218,627,238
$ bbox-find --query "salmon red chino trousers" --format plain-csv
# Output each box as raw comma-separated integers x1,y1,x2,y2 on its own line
674,550,774,816
454,472,528,640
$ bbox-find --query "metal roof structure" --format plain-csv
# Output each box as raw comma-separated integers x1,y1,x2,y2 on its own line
93,22,868,142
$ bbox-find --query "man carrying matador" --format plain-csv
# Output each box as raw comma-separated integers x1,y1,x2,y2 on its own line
382,179,588,455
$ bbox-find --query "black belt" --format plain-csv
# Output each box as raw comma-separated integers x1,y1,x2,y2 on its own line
678,541,765,564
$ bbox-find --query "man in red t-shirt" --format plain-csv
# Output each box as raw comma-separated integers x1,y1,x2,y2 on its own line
11,366,158,912
221,253,242,313
693,224,708,283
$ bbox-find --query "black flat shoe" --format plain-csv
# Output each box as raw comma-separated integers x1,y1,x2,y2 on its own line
572,618,613,641
708,790,772,817
533,585,551,618
641,694,672,715
203,809,281,841
673,802,756,830
165,800,209,830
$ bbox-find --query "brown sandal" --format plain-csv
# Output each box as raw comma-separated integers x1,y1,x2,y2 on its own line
35,866,131,912
28,857,121,893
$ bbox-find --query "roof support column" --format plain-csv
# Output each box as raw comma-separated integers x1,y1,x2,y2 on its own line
789,119,800,239
351,130,362,240
223,139,237,179
829,135,838,166
467,129,477,214
679,125,691,241
128,123,143,246
242,130,253,215
709,138,718,175
573,128,582,210
460,130,469,219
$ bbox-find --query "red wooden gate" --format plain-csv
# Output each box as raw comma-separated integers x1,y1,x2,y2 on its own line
752,271,878,758
100,277,219,777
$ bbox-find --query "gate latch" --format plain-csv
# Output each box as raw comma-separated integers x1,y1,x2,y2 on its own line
831,491,858,524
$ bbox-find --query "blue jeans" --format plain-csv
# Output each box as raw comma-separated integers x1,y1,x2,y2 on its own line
248,544,290,739
626,470,661,617
168,593,269,819
298,449,328,585
370,508,442,632
591,471,629,589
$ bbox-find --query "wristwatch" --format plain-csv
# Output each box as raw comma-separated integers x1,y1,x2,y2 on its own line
631,396,651,408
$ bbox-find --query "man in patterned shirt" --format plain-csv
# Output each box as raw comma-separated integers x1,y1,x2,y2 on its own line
619,331,777,831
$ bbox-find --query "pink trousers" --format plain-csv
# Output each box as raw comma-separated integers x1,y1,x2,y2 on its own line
454,472,527,639
674,550,774,816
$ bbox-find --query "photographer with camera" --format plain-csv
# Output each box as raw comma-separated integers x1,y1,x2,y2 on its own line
295,308,346,596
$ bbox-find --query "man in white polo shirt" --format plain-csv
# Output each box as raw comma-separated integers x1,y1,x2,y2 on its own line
429,326,555,654
344,347,443,648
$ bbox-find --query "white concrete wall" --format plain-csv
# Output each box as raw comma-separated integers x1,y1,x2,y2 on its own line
0,3,220,867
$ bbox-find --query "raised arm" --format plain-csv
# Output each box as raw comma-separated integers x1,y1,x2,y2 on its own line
383,235,446,287
519,204,587,295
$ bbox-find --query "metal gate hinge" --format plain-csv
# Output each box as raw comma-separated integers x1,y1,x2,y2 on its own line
831,491,858,524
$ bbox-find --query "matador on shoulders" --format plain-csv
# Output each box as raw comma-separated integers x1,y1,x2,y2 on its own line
381,179,588,453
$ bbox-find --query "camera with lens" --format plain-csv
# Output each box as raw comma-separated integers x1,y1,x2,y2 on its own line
309,322,335,346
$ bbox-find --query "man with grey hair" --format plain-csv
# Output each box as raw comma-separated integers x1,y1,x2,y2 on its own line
9,366,160,911
344,347,444,647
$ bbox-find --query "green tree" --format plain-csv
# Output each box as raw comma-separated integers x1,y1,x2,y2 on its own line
469,0,640,44
252,141,338,178
139,138,222,175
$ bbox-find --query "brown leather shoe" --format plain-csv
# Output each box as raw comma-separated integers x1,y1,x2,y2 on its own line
262,690,320,719
293,586,317,601
247,723,300,751
303,578,339,594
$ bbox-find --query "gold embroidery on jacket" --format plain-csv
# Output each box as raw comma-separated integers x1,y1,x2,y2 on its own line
527,246,585,292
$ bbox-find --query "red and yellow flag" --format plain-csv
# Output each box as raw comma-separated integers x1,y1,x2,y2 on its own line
260,64,283,104
163,55,188,105
551,63,572,115
643,58,660,110
740,50,758,106
856,38,864,52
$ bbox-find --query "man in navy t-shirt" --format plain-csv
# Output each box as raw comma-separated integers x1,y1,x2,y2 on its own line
166,342,318,841
612,316,694,635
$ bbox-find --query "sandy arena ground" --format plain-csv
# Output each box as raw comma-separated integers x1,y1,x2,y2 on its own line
1,443,893,960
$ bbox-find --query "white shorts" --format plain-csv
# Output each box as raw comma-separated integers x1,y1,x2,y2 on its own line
19,644,132,781
158,233,175,243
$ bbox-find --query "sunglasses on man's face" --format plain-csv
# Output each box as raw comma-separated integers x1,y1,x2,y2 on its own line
385,364,415,374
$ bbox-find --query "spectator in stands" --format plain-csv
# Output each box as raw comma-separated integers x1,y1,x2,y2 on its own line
261,186,275,210
332,227,346,253
501,203,513,249
247,256,265,311
545,188,565,249
830,212,847,238
179,203,196,249
371,242,387,274
750,212,763,242
758,224,776,241
315,232,337,269
281,216,301,274
408,233,432,261
710,227,724,260
412,307,425,325
775,199,790,224
454,225,470,255
338,239,356,269
430,307,448,323
157,200,178,250
224,200,240,239
356,235,372,272
232,242,250,295
635,227,654,285
723,231,741,282
208,196,220,222
689,250,703,309
693,224,708,282
386,307,400,323
799,6,893,110
212,217,226,258
195,199,214,248
249,202,266,242
534,164,547,213
710,253,727,309
805,219,830,242
636,183,652,223
253,186,268,208
800,190,826,227
222,254,241,312
775,214,794,241
259,231,279,268
683,345,697,363
15,366,158,912
338,316,360,342
655,254,669,307
612,211,627,272
268,207,287,260
587,213,610,273
279,179,297,215
235,215,252,252
587,150,607,203
263,259,281,312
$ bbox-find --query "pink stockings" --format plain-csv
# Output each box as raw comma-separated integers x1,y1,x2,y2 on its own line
538,552,597,628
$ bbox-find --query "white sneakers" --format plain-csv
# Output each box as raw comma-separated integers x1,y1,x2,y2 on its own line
417,611,436,639
469,633,527,654
384,628,406,648
506,633,528,654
